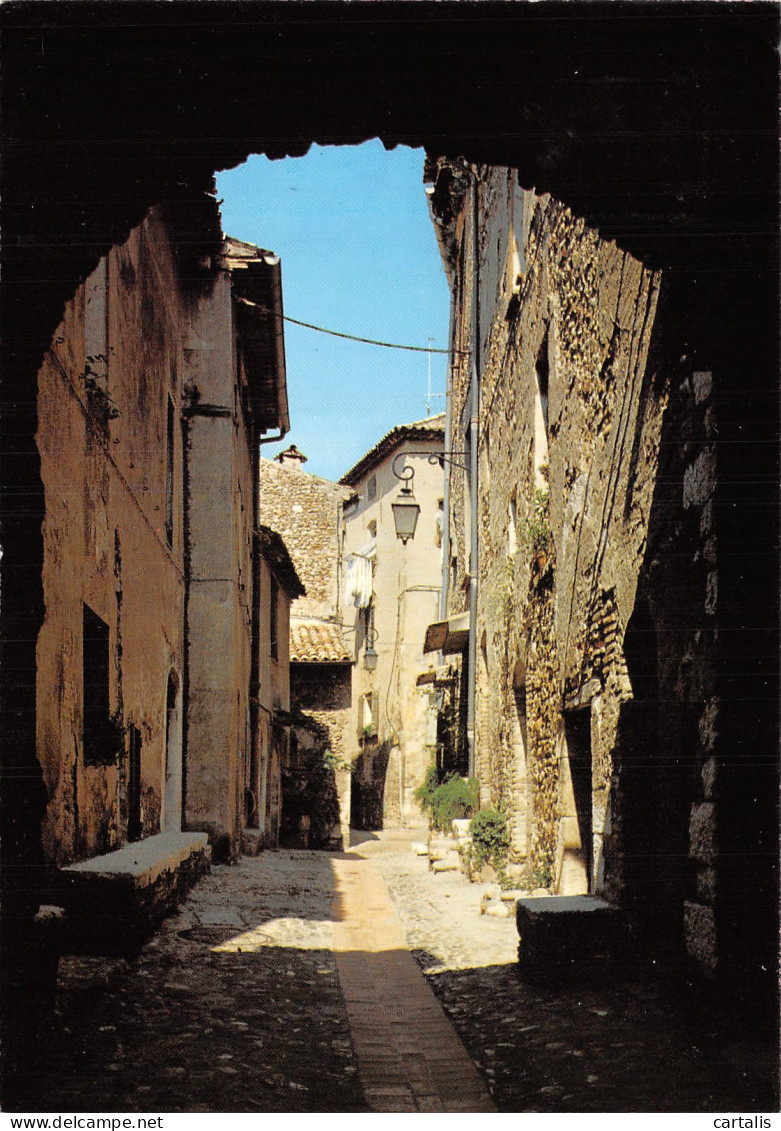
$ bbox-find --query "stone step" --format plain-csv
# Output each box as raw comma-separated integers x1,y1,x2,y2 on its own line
516,894,630,982
57,832,211,954
431,856,460,873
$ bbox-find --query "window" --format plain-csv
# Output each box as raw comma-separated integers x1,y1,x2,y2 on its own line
84,258,108,387
362,601,376,645
165,395,175,548
83,604,116,766
270,575,279,660
367,474,377,501
534,331,550,490
84,257,111,429
508,491,518,555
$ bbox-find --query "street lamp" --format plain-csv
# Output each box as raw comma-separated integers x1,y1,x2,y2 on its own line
391,485,421,544
390,450,468,544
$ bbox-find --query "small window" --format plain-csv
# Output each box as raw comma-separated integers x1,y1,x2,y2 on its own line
367,475,377,501
508,491,518,556
83,605,117,766
270,576,279,660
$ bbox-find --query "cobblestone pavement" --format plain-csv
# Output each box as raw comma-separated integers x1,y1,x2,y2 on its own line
18,827,779,1114
28,852,368,1113
363,828,779,1113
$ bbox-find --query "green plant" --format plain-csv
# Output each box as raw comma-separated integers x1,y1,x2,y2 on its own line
429,775,480,832
520,857,553,890
519,488,550,556
469,806,511,872
322,749,350,774
414,764,441,815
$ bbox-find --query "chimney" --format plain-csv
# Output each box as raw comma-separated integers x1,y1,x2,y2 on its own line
275,444,308,467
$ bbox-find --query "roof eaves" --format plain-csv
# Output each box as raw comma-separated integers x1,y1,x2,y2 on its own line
338,415,446,487
255,525,306,599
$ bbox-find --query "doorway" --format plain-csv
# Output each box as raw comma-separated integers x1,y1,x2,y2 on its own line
163,671,182,831
128,724,142,842
561,708,593,893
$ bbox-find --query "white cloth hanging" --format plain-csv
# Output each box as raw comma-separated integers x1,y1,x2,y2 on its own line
343,540,376,609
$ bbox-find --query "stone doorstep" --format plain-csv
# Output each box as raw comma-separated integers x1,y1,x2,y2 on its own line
241,828,264,856
516,895,628,978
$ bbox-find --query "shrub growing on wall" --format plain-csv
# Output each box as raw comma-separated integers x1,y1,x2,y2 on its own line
469,806,511,872
414,764,441,816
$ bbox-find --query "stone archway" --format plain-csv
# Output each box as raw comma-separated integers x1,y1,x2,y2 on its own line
0,4,777,1089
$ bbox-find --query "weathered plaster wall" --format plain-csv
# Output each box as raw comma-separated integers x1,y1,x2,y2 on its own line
36,210,188,866
288,663,352,848
182,268,259,860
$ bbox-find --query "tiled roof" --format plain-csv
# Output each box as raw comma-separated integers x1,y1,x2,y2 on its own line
290,621,353,664
339,413,446,487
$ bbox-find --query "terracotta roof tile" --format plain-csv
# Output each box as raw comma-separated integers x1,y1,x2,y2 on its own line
290,621,353,664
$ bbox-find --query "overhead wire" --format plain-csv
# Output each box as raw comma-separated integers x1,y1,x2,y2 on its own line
235,296,468,355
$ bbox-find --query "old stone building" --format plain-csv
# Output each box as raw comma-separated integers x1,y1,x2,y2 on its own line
260,451,354,848
248,525,305,850
32,211,296,964
340,416,445,827
183,235,293,860
425,158,762,978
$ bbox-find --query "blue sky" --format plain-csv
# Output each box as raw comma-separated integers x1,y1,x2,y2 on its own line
216,141,451,482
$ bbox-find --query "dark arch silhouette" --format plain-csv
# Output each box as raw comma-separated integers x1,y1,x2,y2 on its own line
0,0,777,1098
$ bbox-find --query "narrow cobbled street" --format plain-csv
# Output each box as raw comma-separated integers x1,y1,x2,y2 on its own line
26,828,777,1114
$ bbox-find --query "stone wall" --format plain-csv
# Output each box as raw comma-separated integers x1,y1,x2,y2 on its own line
286,663,351,848
36,210,190,866
435,161,750,977
259,460,350,621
